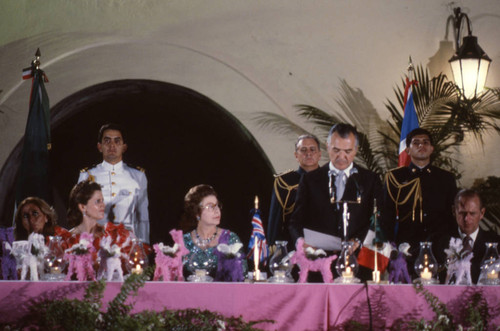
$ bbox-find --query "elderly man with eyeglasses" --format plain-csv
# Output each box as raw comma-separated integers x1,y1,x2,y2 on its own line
267,134,322,252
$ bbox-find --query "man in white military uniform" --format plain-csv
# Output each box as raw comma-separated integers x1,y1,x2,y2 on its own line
78,124,150,243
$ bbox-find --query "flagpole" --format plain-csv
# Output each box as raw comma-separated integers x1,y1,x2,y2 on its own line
16,48,52,206
253,196,260,280
407,56,414,85
372,199,381,283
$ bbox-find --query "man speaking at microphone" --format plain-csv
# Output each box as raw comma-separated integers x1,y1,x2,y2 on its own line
289,123,382,255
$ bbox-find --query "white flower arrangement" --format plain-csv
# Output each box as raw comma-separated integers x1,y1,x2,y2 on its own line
305,247,327,260
444,237,471,261
158,242,179,257
99,237,122,257
216,242,243,258
67,238,91,255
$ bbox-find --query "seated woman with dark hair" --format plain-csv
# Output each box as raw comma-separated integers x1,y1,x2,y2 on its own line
14,197,70,241
66,180,132,259
180,184,247,280
67,181,107,237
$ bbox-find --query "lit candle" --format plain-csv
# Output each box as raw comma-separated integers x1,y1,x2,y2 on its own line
132,264,143,275
254,236,259,272
487,269,498,280
342,266,353,278
420,267,432,280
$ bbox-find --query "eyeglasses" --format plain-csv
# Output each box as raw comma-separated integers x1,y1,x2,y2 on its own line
200,202,222,212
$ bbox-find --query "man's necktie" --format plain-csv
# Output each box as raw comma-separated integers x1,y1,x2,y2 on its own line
463,235,473,253
336,170,346,200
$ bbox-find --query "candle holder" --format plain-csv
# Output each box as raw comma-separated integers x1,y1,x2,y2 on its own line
478,243,499,285
414,242,438,284
42,236,67,281
334,241,360,284
186,249,215,282
246,270,267,282
127,238,149,276
268,241,294,283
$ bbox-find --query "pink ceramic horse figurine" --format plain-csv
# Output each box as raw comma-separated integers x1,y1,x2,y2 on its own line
290,238,337,283
65,232,96,281
153,229,189,281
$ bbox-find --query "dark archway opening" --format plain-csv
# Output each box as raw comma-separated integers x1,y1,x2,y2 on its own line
1,80,274,246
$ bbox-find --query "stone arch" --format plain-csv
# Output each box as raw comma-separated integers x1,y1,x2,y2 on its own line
0,79,274,245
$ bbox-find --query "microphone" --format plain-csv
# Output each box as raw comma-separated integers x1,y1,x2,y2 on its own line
328,170,337,204
350,168,361,203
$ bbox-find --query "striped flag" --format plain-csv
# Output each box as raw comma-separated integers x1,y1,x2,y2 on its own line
398,69,419,167
247,208,269,265
22,66,34,80
358,205,392,273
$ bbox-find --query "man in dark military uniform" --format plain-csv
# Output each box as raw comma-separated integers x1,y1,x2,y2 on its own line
267,134,321,251
382,128,457,264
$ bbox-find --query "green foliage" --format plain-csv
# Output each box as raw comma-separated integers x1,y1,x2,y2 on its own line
472,176,500,234
5,267,272,331
395,282,493,331
254,65,500,179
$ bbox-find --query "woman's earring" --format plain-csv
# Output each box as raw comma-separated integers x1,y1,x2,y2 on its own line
196,216,200,221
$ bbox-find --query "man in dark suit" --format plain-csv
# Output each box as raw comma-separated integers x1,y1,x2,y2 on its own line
382,128,457,263
289,123,382,249
439,189,500,284
267,134,321,252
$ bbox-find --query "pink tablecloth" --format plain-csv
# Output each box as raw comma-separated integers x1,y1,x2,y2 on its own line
1,281,499,330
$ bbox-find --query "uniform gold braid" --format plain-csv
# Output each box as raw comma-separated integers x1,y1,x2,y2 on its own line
87,171,95,183
273,176,299,224
386,172,423,222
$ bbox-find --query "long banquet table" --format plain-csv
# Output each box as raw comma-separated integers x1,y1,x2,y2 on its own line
1,281,499,330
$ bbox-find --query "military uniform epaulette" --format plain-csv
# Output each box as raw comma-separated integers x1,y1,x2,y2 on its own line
125,163,146,173
80,162,101,173
388,166,407,172
273,169,294,178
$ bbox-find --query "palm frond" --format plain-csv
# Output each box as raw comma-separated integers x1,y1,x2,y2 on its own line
253,112,311,137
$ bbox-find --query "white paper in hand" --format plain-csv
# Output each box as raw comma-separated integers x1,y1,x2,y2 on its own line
303,228,342,251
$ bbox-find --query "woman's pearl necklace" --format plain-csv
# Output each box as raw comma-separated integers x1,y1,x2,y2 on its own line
195,227,218,247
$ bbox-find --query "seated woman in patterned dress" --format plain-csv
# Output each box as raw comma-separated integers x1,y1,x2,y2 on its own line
180,184,247,280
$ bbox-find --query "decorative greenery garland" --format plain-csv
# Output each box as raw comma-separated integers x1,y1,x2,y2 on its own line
2,268,273,330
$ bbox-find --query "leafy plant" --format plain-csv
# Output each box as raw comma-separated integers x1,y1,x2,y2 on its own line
254,65,500,179
396,282,492,331
472,176,500,234
4,268,272,330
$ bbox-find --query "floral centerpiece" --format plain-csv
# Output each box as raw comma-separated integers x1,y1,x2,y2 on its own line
444,237,473,285
290,238,337,283
214,242,245,282
64,232,96,281
153,229,189,281
97,236,126,281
